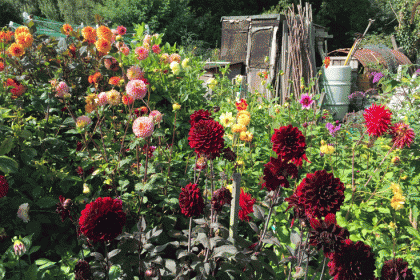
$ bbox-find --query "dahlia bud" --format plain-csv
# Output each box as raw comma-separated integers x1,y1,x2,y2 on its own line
145,268,156,277
13,239,26,256
116,35,122,41
63,198,72,209
83,183,90,194
391,156,400,164
172,103,181,111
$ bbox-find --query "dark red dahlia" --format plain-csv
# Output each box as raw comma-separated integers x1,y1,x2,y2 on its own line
238,189,256,221
211,187,232,212
78,197,126,243
293,169,344,219
284,192,306,227
0,175,9,199
271,125,307,166
363,104,392,137
76,166,84,176
179,183,204,217
76,141,83,152
75,260,92,280
222,147,237,162
189,109,212,127
262,156,298,191
380,258,414,280
328,239,376,280
309,213,349,256
390,122,415,149
188,119,225,158
56,195,73,222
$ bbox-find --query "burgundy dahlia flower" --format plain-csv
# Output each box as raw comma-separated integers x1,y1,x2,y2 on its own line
309,213,349,257
390,122,415,149
75,259,92,280
189,109,212,127
262,156,298,191
238,189,256,221
78,197,126,243
179,183,204,217
328,239,376,280
221,147,237,162
286,169,344,220
211,187,232,212
188,119,224,158
363,104,392,137
0,175,9,199
271,125,308,166
380,258,414,280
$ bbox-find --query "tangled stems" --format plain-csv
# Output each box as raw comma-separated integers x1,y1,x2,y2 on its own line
258,188,280,249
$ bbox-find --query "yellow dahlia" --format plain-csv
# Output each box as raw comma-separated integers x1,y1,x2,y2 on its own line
14,26,30,36
8,43,25,57
320,144,335,155
232,123,247,133
97,25,112,41
106,89,121,106
239,131,253,142
391,192,405,211
237,114,250,126
219,112,234,127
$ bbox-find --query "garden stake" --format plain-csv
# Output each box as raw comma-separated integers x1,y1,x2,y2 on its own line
229,173,241,244
188,217,192,253
344,19,374,66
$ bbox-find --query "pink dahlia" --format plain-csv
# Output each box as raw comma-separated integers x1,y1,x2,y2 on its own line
126,66,144,80
133,117,154,138
135,46,149,60
0,175,9,198
55,81,69,98
390,122,415,149
363,104,392,136
78,197,126,243
179,183,204,217
152,44,161,54
149,110,162,124
116,25,127,35
97,92,108,106
188,119,224,158
126,79,147,100
299,93,314,109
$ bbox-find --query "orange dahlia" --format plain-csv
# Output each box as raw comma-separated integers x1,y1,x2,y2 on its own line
88,72,102,84
0,30,14,44
8,43,25,57
0,62,4,72
97,25,112,41
15,32,33,49
81,26,96,44
109,76,121,86
62,24,73,35
95,38,112,54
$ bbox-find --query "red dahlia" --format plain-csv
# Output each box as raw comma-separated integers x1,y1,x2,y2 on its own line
271,125,307,166
238,189,256,221
179,183,204,217
211,187,232,212
363,104,392,136
0,175,9,199
188,119,225,158
221,147,237,162
75,259,92,280
284,192,306,227
309,213,349,257
328,239,376,280
262,156,298,191
189,109,212,127
56,195,73,222
78,197,126,243
390,122,415,149
286,169,344,220
380,258,414,280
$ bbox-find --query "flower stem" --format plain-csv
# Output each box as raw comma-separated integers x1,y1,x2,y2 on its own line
103,242,109,280
188,217,192,253
143,138,149,183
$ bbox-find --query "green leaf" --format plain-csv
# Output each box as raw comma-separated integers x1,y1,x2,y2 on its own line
25,263,38,280
0,136,14,156
109,265,122,280
0,155,18,173
29,245,40,255
36,197,58,209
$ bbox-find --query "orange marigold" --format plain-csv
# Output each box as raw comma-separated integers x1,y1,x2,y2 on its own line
95,38,112,54
82,26,96,44
8,43,25,57
14,26,30,36
62,24,73,35
15,32,33,49
88,72,102,84
97,25,112,41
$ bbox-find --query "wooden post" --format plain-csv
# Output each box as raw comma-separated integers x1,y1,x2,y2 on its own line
229,173,241,244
